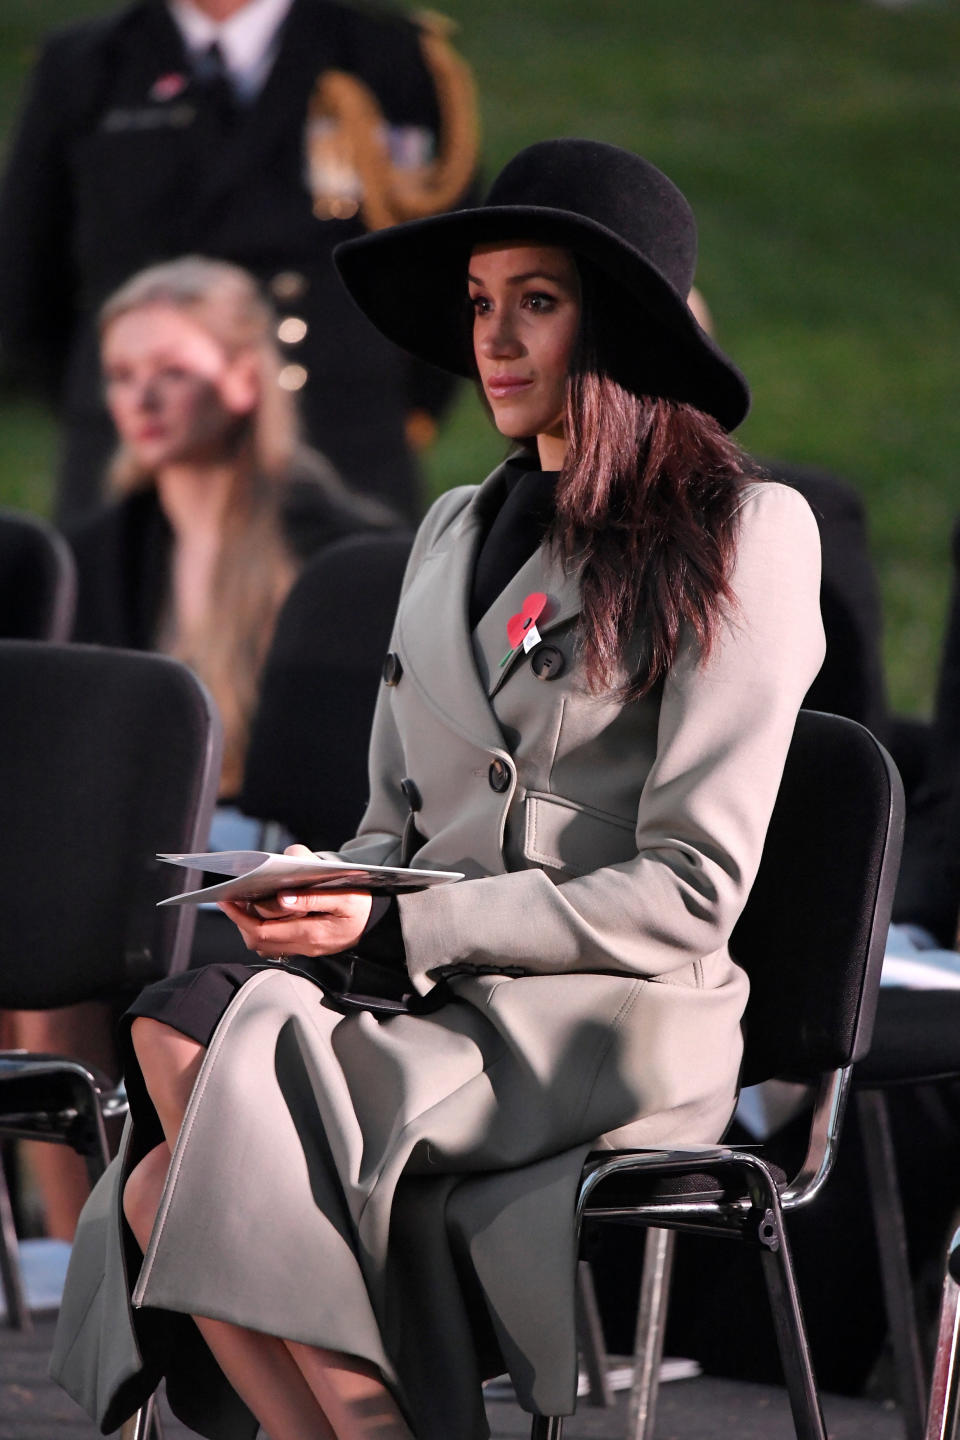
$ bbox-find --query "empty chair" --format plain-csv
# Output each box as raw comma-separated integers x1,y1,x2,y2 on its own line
0,508,76,640
531,711,903,1440
0,641,221,1330
239,530,413,848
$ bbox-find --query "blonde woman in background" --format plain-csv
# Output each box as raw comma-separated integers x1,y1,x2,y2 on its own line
12,256,392,1239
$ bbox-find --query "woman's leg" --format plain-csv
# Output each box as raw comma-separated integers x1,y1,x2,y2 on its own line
286,1341,416,1440
128,1018,414,1440
124,1143,337,1440
129,1016,206,1150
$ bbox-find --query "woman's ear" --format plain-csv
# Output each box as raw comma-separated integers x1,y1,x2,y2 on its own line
221,351,260,415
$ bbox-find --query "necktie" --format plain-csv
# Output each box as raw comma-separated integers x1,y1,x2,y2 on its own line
193,41,237,130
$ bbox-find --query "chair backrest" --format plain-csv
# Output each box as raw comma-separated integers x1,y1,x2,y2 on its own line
731,709,903,1087
240,531,412,848
0,641,222,1008
0,509,77,641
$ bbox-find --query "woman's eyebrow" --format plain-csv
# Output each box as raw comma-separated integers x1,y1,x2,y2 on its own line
467,270,569,288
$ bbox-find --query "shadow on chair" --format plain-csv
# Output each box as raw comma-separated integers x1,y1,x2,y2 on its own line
239,530,413,849
0,641,221,1340
0,508,76,641
530,710,904,1440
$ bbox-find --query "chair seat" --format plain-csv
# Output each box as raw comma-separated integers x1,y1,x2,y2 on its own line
855,987,960,1085
586,1156,788,1211
0,1057,120,1155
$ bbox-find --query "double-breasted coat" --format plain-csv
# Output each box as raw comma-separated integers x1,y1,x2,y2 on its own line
0,0,470,523
51,466,824,1440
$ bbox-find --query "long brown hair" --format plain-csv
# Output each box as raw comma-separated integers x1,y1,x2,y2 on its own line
550,265,754,701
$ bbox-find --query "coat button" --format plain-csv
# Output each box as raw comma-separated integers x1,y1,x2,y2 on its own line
400,777,422,812
530,644,565,681
382,652,403,686
488,758,511,793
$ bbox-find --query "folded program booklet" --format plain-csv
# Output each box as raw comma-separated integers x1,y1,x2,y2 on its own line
156,851,465,906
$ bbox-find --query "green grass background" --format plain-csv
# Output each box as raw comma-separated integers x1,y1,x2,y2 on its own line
1,0,957,711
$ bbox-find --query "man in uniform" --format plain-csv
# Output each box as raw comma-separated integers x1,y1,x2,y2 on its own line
0,0,478,524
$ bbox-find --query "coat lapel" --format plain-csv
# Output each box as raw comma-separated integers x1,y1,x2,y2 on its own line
396,465,583,749
472,547,582,699
394,475,504,753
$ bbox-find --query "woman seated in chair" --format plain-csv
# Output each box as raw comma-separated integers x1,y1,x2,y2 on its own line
53,140,825,1440
11,257,392,1240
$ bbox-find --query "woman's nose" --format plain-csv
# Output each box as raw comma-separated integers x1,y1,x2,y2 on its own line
479,312,523,360
133,378,162,410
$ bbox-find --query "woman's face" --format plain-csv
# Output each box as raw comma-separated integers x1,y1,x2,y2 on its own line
469,242,581,468
102,304,258,472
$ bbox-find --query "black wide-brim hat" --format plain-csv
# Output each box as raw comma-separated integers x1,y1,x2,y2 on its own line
335,138,750,431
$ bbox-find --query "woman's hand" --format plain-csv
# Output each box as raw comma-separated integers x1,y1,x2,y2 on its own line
218,844,373,959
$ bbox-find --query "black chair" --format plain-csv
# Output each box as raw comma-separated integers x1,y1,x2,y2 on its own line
925,1222,960,1440
0,508,76,641
186,530,411,969
240,530,413,849
0,641,221,1336
529,710,904,1440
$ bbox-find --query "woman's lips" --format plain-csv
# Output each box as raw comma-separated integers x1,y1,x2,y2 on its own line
486,375,534,399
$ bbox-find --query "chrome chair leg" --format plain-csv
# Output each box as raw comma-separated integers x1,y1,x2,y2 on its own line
858,1088,928,1440
626,1226,676,1440
120,1394,162,1440
575,1259,613,1406
0,1159,30,1330
745,1164,827,1440
926,1225,960,1440
529,1418,563,1439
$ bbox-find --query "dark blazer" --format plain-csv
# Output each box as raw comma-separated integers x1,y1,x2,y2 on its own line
892,515,960,942
68,456,388,649
768,462,889,743
0,0,465,523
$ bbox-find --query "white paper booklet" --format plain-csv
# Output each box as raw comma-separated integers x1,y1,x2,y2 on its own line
156,851,464,906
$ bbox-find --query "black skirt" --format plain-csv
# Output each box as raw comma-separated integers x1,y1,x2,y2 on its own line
122,946,419,1058
124,960,276,1049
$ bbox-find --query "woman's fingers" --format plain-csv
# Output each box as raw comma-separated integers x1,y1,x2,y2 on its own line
217,891,373,958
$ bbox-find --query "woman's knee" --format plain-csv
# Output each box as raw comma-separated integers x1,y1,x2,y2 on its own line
122,1143,169,1249
130,1017,205,1138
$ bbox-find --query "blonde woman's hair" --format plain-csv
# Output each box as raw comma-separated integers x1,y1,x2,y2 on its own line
99,256,302,795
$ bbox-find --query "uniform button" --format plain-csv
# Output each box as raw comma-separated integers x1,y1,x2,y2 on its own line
530,643,565,681
488,758,511,793
270,271,309,302
382,652,403,686
277,316,308,345
278,363,308,391
400,777,422,812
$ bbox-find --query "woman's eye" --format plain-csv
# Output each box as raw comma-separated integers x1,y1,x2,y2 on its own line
469,294,492,315
524,292,557,313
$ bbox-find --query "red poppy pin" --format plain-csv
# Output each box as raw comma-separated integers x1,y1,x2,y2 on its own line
150,73,188,102
501,592,548,667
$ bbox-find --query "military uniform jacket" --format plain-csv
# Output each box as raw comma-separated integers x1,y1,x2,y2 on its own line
0,0,460,517
50,468,824,1440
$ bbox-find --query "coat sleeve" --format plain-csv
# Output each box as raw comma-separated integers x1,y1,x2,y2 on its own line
0,34,79,394
396,483,826,982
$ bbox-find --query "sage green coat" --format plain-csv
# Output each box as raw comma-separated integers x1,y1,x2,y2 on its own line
51,470,824,1440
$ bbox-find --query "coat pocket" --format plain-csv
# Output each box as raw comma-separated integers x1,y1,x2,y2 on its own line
523,791,636,876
